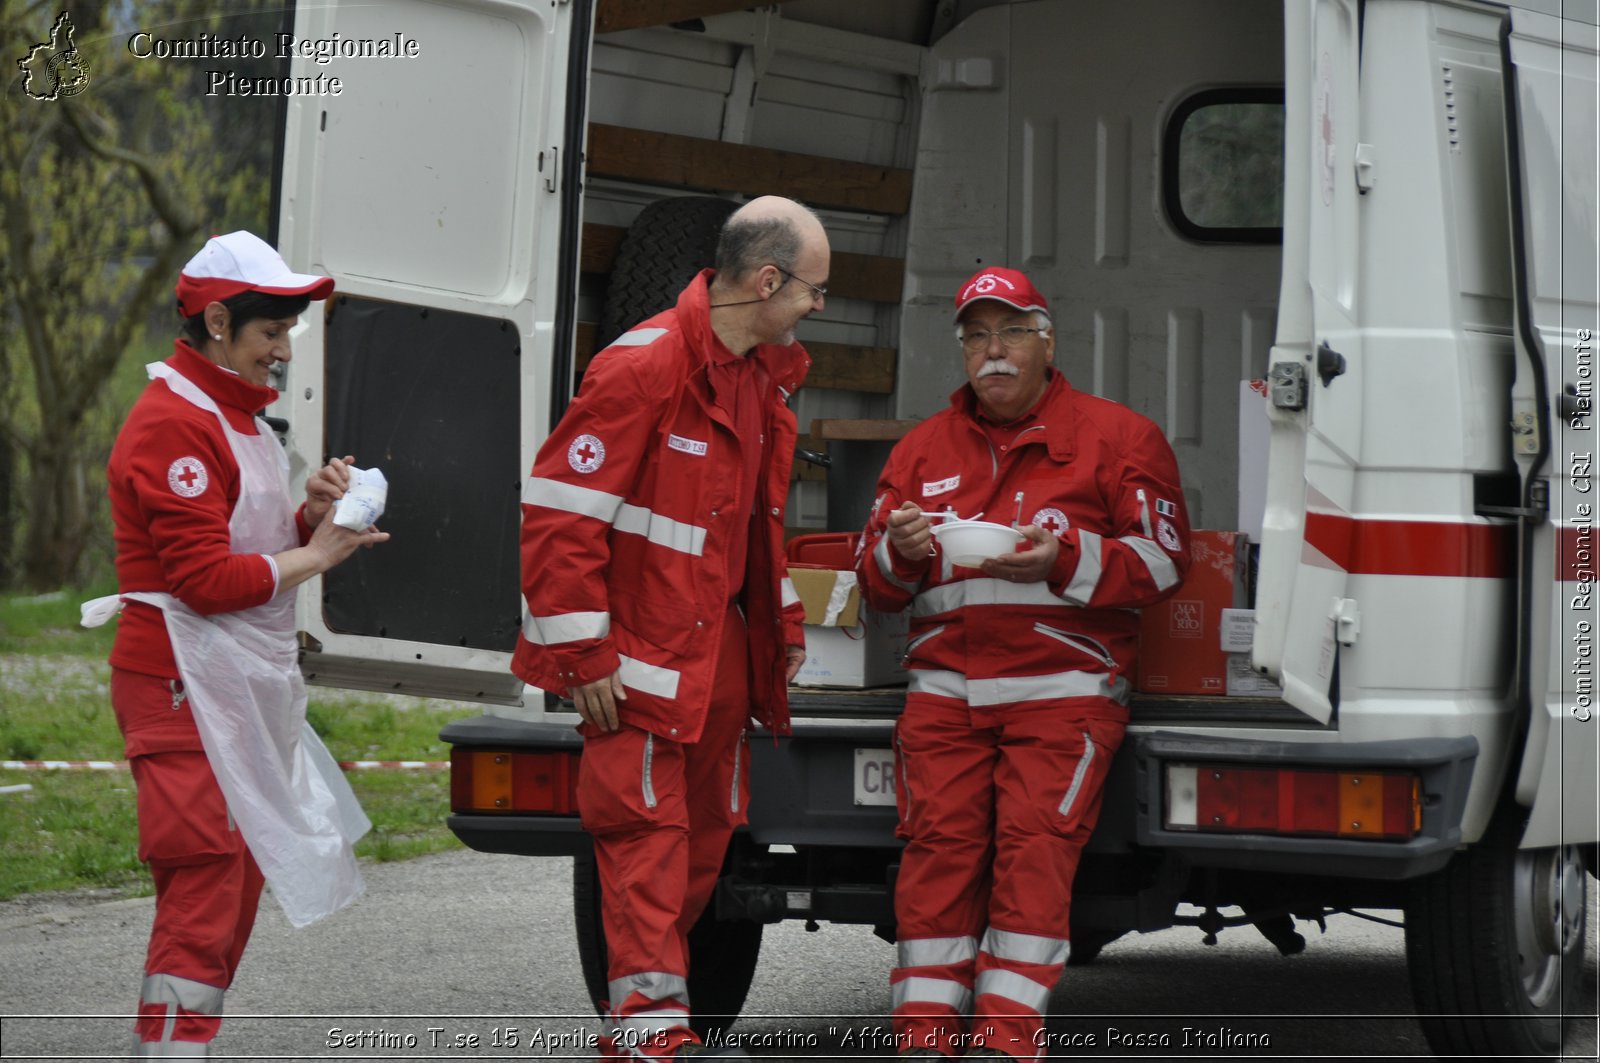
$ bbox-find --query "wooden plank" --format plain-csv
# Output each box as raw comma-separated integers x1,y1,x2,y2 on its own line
812,418,918,442
575,321,597,371
596,0,758,34
802,341,896,394
829,251,904,304
581,224,625,275
583,222,904,306
587,123,913,216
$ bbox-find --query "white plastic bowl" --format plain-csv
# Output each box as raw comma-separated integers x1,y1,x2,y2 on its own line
929,519,1025,567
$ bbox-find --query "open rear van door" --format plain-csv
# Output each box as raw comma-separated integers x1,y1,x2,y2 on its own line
1252,0,1366,724
270,0,589,704
1502,8,1600,848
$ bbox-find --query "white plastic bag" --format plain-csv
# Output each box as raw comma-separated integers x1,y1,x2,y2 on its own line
332,466,388,530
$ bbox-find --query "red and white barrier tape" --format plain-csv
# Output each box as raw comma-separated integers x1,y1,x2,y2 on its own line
2,759,449,772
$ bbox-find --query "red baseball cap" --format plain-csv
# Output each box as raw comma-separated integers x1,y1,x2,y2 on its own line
952,266,1049,323
176,231,334,318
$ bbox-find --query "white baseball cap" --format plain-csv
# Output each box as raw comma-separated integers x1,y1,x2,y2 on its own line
176,231,333,317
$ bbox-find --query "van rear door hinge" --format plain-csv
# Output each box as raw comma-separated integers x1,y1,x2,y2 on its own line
1331,598,1361,647
1268,361,1308,411
541,147,558,193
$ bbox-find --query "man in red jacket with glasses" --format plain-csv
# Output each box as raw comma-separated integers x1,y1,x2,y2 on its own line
857,266,1191,1061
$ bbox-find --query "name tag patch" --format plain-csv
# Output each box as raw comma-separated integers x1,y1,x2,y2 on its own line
667,434,708,457
922,475,960,497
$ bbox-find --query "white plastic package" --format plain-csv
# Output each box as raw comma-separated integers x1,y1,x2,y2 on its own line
332,466,388,530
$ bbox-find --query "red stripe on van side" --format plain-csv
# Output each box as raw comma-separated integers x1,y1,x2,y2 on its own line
1557,526,1597,582
1303,513,1513,578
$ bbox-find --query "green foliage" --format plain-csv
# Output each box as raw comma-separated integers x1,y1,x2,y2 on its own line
1,0,284,589
0,581,117,655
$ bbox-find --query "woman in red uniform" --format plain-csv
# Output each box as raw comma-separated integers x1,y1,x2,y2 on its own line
94,231,387,1058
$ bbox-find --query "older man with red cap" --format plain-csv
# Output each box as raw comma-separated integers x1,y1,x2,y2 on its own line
856,267,1191,1060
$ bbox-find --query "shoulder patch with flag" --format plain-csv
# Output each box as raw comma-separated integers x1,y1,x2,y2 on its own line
1155,498,1177,517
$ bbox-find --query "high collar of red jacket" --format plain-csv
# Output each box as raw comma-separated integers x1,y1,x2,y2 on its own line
679,268,811,397
951,368,1080,463
167,339,280,416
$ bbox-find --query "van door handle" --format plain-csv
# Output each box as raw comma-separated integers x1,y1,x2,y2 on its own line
1317,341,1347,387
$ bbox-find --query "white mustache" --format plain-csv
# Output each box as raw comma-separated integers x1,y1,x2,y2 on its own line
976,361,1020,379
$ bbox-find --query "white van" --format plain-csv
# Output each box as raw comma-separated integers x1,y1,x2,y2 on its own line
272,1,1597,1056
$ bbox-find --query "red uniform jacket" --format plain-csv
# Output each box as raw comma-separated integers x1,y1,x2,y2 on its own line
857,371,1190,707
107,340,313,752
511,270,809,742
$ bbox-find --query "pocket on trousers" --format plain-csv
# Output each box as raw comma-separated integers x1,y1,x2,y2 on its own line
576,728,680,836
129,752,240,865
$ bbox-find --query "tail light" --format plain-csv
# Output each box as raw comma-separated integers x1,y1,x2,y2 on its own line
1165,763,1421,840
450,750,580,814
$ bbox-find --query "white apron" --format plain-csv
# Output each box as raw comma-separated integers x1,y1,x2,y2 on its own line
86,362,369,928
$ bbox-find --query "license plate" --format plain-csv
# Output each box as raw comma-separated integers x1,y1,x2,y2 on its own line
853,747,897,806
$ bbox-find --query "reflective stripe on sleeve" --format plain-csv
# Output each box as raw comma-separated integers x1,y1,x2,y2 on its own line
874,536,921,594
898,935,978,968
1119,535,1180,591
892,975,972,1013
980,928,1069,967
524,477,625,522
907,669,1127,707
609,327,670,347
523,479,706,557
974,968,1053,1013
1062,530,1103,605
618,655,681,700
521,611,610,645
614,503,707,557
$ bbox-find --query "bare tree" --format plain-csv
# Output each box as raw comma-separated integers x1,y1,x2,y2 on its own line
1,0,276,588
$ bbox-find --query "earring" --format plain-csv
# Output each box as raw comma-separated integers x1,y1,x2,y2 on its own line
212,334,223,340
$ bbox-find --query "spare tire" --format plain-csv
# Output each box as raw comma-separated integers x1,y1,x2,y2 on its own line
596,196,739,351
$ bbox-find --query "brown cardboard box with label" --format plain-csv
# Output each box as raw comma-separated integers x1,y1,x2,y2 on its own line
1134,530,1246,695
788,567,909,688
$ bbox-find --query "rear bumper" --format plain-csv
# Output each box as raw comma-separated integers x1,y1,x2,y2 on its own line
440,711,1479,880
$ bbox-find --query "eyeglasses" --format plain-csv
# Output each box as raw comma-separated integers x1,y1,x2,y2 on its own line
774,266,828,302
960,326,1046,353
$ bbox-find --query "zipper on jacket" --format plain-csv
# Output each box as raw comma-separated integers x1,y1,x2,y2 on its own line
168,679,185,711
642,735,658,810
903,624,946,663
1135,488,1153,538
1058,731,1096,818
1033,622,1117,669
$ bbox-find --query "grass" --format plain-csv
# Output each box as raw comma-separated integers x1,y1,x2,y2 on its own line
0,589,473,902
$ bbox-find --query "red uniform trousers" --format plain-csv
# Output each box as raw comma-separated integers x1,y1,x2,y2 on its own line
890,693,1124,1060
113,669,265,1053
580,605,751,1060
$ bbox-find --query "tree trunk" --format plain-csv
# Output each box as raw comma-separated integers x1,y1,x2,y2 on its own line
19,432,92,591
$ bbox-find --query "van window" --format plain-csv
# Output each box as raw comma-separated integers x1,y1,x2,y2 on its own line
1164,88,1285,242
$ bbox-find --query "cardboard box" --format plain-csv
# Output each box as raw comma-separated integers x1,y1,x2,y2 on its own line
788,567,908,688
1135,531,1248,695
1226,652,1285,697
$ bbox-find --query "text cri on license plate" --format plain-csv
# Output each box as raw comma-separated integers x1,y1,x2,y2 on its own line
854,748,896,806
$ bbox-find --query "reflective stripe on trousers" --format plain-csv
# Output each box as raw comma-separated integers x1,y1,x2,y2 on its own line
136,973,223,1055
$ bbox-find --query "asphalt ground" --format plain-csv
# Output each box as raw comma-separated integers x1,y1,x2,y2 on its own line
1,848,1595,1061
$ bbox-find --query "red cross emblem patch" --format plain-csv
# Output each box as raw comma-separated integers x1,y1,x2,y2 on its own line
567,433,605,474
1030,507,1070,538
166,457,209,498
